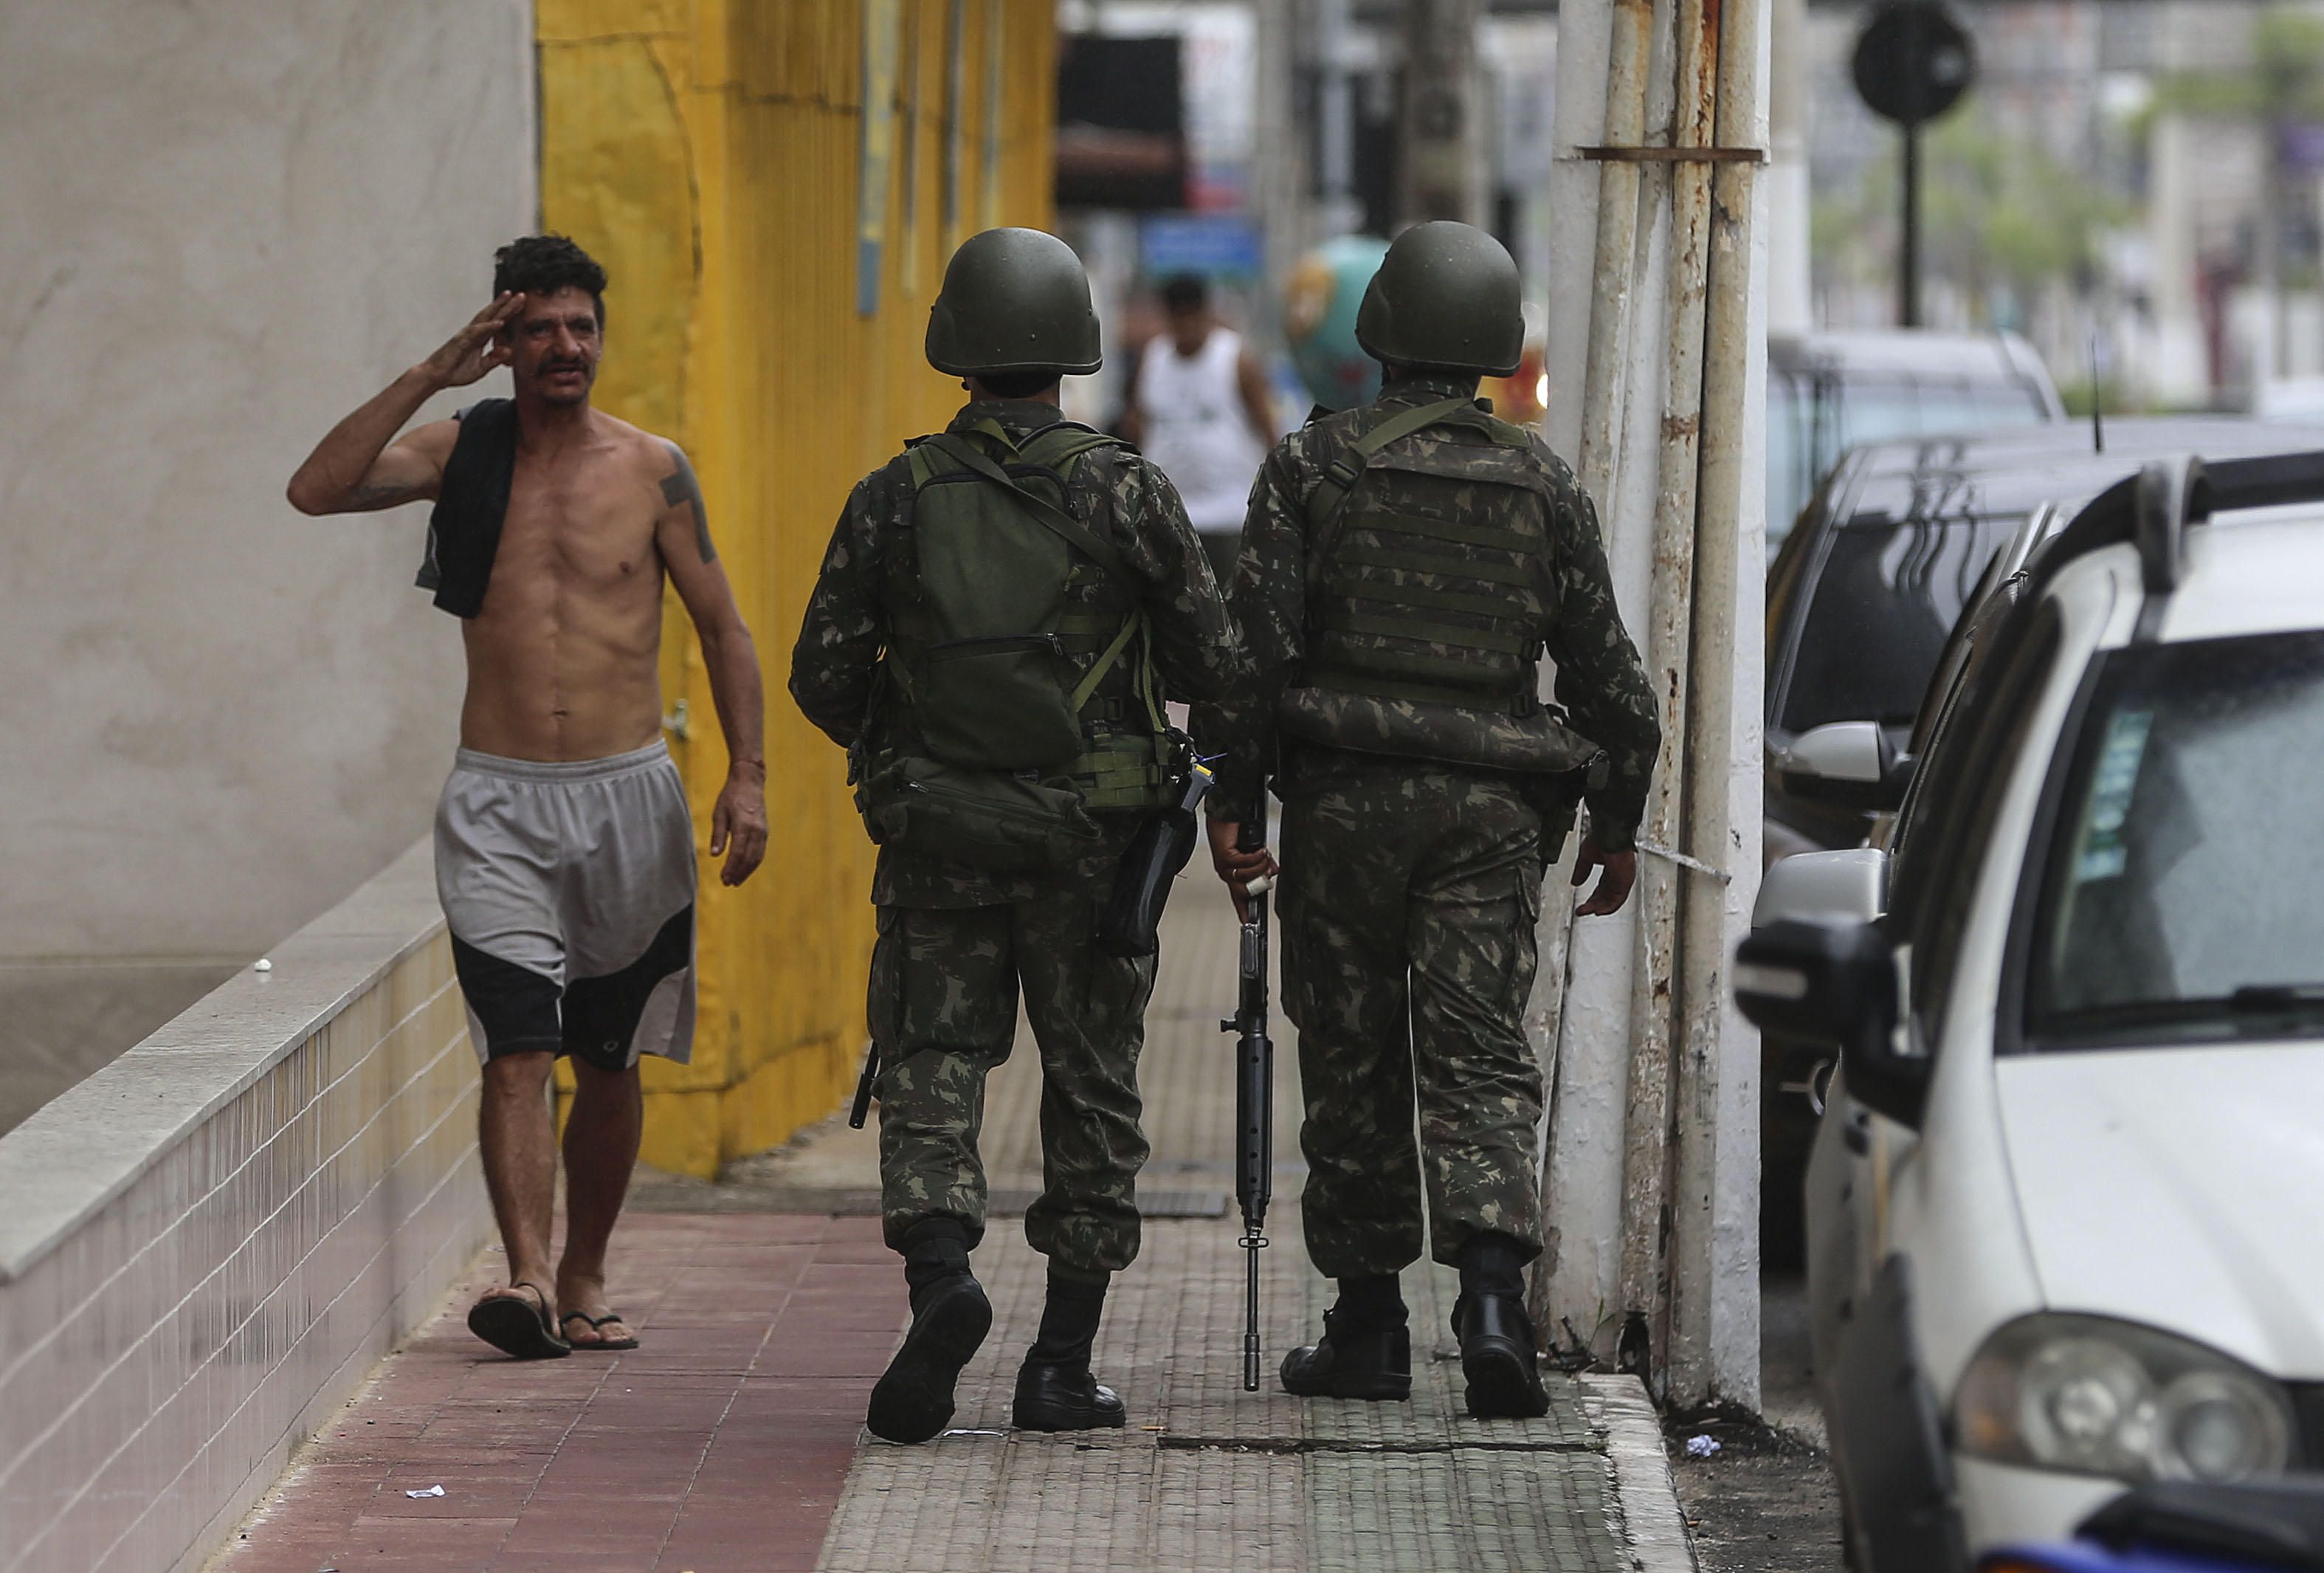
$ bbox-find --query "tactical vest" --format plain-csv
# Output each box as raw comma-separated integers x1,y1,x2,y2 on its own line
1280,396,1604,778
855,421,1176,872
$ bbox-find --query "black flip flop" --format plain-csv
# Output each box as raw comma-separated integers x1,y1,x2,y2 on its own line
559,1311,640,1352
466,1282,572,1360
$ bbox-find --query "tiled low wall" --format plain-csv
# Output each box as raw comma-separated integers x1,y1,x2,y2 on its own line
0,840,488,1573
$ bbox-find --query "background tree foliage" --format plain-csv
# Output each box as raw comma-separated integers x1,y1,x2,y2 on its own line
2150,10,2324,126
1815,105,2127,330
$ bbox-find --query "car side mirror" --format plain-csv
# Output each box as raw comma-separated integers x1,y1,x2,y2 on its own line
1754,847,1886,927
1775,721,1915,812
1734,918,1927,1128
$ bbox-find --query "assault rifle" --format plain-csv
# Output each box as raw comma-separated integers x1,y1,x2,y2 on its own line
1220,805,1275,1391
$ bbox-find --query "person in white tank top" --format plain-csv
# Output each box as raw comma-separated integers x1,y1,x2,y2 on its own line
1120,274,1277,585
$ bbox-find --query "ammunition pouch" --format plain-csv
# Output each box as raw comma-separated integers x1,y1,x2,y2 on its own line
855,753,1103,875
1275,686,1602,775
1275,689,1608,864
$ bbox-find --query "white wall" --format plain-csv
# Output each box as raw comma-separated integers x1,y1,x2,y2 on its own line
0,0,537,960
0,844,486,1573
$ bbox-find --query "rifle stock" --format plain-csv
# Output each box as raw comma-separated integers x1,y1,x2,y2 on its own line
1223,805,1275,1391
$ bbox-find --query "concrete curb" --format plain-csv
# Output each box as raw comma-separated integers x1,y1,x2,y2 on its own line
1581,1374,1700,1573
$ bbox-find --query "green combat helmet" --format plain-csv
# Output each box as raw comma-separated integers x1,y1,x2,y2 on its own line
1354,221,1524,378
927,227,1103,378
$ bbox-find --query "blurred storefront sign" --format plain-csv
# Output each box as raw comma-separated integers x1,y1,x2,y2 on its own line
1058,3,1254,215
1055,35,1187,210
1139,213,1263,282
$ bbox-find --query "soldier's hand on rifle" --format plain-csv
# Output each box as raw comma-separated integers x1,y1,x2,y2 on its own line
1570,836,1637,918
1206,819,1278,923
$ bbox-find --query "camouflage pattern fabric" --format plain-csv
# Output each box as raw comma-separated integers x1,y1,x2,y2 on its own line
1277,762,1547,1275
1186,374,1658,1278
868,881,1156,1278
1190,374,1659,854
790,397,1244,908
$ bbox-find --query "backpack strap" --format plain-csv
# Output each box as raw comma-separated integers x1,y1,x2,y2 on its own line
1012,421,1123,478
1068,606,1146,713
920,430,1137,585
1304,396,1503,589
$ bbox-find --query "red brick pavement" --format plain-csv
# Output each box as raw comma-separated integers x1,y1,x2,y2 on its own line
213,1213,897,1573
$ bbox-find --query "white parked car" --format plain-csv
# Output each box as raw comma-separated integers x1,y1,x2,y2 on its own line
1738,451,2324,1573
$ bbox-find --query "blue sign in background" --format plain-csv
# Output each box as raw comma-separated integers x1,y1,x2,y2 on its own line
1139,213,1263,281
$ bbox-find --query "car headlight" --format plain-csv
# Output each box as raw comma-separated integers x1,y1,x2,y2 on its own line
1954,1314,2294,1483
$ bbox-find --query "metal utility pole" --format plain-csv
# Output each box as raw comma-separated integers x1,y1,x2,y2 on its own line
1900,122,1922,326
1536,0,1771,1412
1317,0,1360,238
1252,0,1311,345
1397,0,1486,227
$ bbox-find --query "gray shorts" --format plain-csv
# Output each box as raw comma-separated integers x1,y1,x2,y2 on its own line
434,741,696,1071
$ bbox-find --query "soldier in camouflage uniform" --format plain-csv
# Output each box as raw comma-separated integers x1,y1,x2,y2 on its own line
790,228,1242,1445
1191,221,1659,1419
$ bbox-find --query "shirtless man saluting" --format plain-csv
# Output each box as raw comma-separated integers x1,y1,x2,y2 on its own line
289,235,768,1357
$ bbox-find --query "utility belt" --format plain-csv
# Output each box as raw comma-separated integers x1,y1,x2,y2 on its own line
1272,684,1609,863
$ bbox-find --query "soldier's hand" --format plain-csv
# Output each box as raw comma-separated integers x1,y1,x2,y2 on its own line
709,764,768,886
1206,819,1278,923
1571,837,1636,918
420,292,524,389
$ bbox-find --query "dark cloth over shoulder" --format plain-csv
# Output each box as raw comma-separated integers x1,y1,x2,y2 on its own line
416,398,518,619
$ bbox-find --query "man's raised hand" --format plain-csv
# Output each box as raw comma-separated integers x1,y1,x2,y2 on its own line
422,293,525,389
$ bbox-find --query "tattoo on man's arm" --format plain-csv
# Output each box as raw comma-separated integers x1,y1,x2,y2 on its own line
661,442,715,562
345,479,424,511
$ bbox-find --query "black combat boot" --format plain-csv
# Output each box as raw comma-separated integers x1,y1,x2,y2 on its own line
1280,1273,1413,1401
1011,1270,1127,1432
866,1219,993,1445
1452,1233,1550,1419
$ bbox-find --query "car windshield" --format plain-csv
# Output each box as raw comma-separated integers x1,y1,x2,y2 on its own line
2028,630,2324,1047
1777,510,2024,734
1767,371,2050,548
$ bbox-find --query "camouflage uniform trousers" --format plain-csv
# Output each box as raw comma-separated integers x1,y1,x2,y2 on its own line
869,875,1156,1280
1277,765,1547,1278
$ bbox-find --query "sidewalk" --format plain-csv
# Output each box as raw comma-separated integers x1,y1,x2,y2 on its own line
211,904,1692,1573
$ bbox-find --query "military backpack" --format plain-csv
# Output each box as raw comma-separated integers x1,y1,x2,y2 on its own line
854,419,1176,873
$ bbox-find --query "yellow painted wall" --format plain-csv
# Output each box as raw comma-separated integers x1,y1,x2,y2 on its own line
537,0,1058,1176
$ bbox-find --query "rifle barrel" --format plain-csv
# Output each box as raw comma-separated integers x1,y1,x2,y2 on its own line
1230,800,1274,1394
